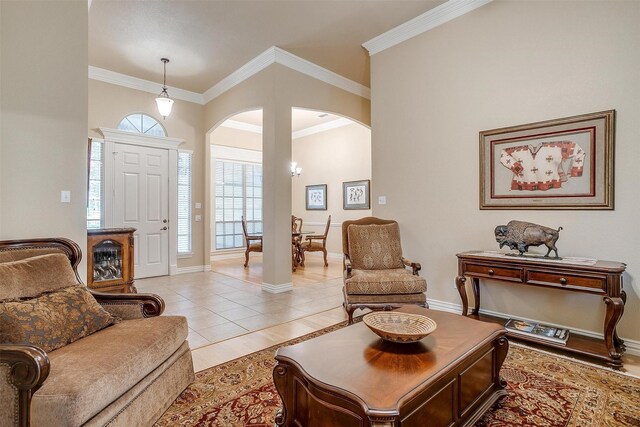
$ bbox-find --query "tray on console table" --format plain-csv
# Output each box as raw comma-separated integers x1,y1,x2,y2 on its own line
455,251,626,368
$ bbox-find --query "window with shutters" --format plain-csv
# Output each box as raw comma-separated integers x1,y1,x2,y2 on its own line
177,151,192,255
215,160,263,250
87,139,104,229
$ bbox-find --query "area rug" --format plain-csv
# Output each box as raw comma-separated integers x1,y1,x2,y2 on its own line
156,321,640,427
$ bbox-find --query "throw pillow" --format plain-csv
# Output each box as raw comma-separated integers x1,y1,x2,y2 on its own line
0,286,118,352
0,253,79,301
348,223,404,270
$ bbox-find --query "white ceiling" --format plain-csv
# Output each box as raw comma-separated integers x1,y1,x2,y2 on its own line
223,108,354,134
89,0,445,93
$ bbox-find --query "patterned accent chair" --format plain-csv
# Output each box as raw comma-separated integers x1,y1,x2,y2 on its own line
342,217,428,324
242,216,262,267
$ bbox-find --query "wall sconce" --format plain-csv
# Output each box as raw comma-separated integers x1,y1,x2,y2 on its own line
290,161,302,177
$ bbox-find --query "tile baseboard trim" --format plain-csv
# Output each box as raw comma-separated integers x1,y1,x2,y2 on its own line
427,298,639,356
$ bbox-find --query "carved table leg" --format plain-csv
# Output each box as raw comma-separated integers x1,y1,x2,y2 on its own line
613,290,627,349
471,277,481,316
495,336,509,389
455,275,469,316
273,364,288,426
603,296,624,365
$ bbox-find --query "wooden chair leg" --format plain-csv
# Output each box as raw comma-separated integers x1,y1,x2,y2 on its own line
344,302,355,325
322,248,328,267
300,249,305,267
244,250,249,267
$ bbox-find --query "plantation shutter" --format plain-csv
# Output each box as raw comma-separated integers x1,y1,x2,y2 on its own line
177,151,192,254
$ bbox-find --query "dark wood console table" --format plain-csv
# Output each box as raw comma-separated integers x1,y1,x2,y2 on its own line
455,251,626,368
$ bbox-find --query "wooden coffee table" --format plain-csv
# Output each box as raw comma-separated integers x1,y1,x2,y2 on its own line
273,306,508,427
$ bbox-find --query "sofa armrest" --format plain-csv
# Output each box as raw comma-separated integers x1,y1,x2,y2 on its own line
91,291,165,319
344,254,353,277
402,257,422,275
0,344,50,427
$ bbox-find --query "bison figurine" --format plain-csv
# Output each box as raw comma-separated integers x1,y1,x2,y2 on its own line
494,220,562,258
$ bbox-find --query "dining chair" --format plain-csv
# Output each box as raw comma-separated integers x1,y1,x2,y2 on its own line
291,215,304,271
241,216,262,267
300,215,331,267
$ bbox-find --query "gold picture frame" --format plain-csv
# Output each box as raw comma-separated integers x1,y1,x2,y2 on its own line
479,110,615,210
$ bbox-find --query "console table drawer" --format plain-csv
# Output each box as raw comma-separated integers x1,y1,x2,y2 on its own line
463,263,522,281
526,270,606,291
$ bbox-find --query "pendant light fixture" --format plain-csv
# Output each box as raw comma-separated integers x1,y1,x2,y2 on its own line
155,58,174,119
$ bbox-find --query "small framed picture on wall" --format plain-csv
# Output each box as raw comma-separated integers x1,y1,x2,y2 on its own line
343,180,370,210
306,184,327,210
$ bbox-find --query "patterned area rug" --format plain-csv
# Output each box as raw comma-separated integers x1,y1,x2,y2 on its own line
156,321,640,427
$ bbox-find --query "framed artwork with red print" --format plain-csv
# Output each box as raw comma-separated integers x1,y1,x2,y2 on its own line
480,110,615,210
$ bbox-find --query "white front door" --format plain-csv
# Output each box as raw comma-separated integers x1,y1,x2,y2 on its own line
113,143,169,278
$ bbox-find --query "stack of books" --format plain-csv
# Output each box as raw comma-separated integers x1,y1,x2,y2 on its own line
504,318,569,345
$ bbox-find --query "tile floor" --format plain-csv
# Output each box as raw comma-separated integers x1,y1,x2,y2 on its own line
137,255,640,377
136,261,345,349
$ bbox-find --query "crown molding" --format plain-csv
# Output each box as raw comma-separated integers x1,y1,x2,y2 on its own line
272,47,371,100
219,119,263,134
202,46,370,103
363,0,493,56
89,66,205,105
202,48,276,103
89,46,370,106
292,117,353,140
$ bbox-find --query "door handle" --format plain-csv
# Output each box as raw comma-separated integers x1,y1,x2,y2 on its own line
163,219,168,223
161,226,168,231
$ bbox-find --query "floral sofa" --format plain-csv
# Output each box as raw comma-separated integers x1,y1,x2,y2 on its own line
0,238,194,427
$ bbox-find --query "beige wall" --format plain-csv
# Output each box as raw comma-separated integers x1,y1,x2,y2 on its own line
1,2,88,269
370,1,640,341
292,123,372,254
88,79,206,269
210,126,262,151
204,64,370,288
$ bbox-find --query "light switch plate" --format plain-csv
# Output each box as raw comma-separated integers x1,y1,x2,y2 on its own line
61,191,71,203
378,196,386,205
195,202,202,209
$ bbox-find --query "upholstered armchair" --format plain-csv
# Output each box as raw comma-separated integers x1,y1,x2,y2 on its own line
0,238,194,427
242,216,262,267
342,217,428,324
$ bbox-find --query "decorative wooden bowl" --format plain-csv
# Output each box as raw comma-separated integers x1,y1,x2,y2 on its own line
363,312,437,343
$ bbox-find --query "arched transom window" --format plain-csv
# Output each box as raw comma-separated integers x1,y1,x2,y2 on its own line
117,113,167,137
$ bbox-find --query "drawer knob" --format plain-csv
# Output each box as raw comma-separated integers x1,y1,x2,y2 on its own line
488,269,495,275
559,277,568,285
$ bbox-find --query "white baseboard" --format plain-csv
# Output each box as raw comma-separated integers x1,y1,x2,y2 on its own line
261,282,293,293
303,251,342,260
210,250,245,261
427,298,640,356
175,265,208,275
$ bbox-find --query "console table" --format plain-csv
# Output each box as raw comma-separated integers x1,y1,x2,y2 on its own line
455,251,626,368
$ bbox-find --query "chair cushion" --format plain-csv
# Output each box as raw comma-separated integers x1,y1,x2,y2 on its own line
249,242,262,250
347,223,404,270
344,268,427,295
0,253,78,301
0,286,118,352
301,241,324,250
32,315,189,427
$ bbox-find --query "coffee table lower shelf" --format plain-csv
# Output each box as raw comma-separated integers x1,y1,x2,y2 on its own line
471,313,622,368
